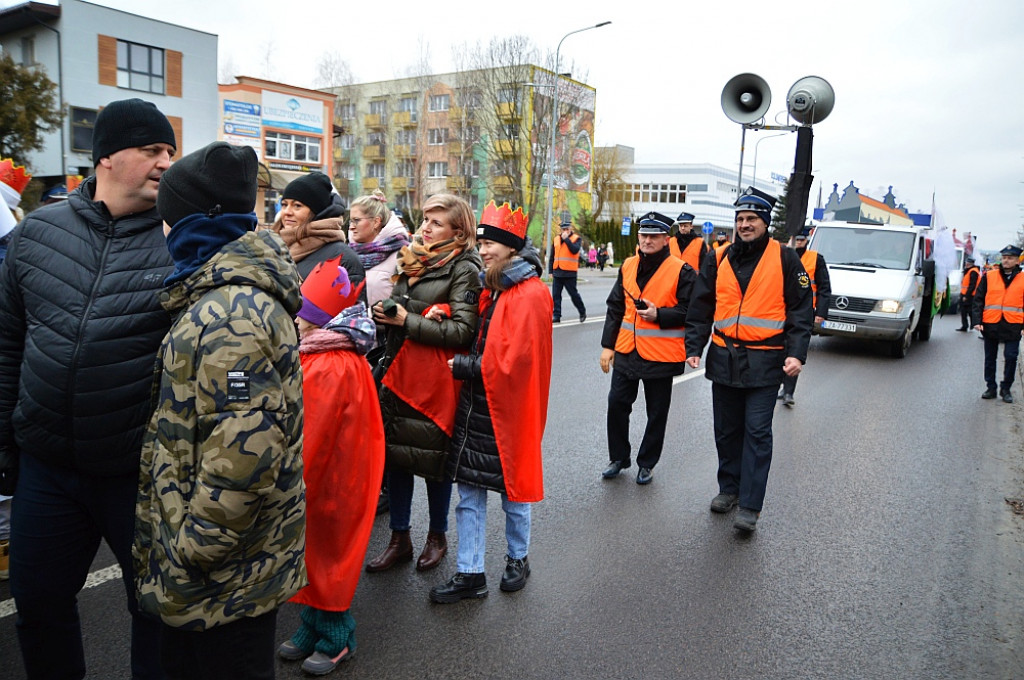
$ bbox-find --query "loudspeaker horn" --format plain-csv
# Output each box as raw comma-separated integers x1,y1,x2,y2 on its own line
721,73,771,124
786,76,835,125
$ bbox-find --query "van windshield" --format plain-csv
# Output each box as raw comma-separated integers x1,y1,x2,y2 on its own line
811,227,916,270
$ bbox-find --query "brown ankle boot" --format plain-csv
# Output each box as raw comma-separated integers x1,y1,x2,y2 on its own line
416,531,447,571
365,530,413,573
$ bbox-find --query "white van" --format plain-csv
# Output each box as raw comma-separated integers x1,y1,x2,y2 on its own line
807,221,937,358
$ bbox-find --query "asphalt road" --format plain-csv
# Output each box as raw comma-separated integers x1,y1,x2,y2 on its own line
1,267,1021,679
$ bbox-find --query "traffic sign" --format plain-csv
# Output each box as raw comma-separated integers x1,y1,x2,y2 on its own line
621,217,631,236
702,221,714,234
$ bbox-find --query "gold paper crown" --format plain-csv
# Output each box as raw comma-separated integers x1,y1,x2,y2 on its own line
0,159,32,196
480,200,528,239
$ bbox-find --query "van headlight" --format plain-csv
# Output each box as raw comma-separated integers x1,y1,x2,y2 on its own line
874,299,902,313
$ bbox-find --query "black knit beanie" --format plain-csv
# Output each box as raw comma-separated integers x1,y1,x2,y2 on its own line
92,98,176,166
157,142,258,228
282,172,333,216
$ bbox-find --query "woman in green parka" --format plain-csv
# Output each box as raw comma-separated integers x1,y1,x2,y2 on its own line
366,193,481,575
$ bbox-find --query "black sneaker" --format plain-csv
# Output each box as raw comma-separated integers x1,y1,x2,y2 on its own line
579,311,587,323
500,556,531,592
982,388,998,399
429,572,488,603
710,492,738,513
1002,390,1014,404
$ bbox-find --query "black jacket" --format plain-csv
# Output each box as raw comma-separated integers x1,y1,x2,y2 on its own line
685,234,813,388
795,247,832,319
973,266,1024,342
0,177,174,475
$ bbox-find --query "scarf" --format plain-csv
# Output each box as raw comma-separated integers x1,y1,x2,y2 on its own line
299,302,377,356
481,255,538,291
274,217,346,263
164,212,255,285
350,232,409,270
395,235,463,284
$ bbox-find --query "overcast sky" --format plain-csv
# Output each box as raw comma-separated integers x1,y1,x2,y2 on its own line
8,0,1022,251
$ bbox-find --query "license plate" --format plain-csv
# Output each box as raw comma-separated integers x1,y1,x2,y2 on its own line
821,320,856,333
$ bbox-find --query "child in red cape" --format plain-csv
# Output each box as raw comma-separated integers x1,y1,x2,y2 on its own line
428,202,553,603
279,257,384,676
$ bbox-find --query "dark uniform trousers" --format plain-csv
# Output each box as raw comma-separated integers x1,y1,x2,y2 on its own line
960,297,976,330
606,370,674,469
983,335,1020,391
551,275,586,320
712,382,778,512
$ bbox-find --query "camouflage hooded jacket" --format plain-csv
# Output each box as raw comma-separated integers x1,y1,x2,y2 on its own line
134,229,306,630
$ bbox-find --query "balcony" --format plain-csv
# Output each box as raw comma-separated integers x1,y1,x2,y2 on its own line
496,102,520,120
362,145,385,160
492,176,514,192
493,139,516,157
364,113,384,128
392,176,415,191
392,111,418,127
446,176,469,192
448,141,469,156
361,177,381,190
393,144,417,158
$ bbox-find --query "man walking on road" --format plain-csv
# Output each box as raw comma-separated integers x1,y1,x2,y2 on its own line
600,211,696,485
957,256,981,332
779,228,830,407
684,187,812,531
972,244,1024,403
671,212,707,272
0,98,175,679
550,217,587,323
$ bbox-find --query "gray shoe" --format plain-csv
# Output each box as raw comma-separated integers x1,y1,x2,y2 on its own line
734,507,759,532
301,648,355,675
710,493,738,513
278,640,310,661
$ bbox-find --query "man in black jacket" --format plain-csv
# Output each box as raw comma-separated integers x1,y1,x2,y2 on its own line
779,229,831,406
972,244,1024,403
684,187,812,532
0,98,175,679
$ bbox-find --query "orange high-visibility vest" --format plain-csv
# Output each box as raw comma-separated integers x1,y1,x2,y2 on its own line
961,266,980,296
982,269,1024,324
552,233,580,272
712,239,787,350
800,249,819,308
677,237,704,271
615,255,687,362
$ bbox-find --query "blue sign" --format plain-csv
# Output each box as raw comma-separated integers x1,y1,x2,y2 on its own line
702,221,714,234
621,217,631,236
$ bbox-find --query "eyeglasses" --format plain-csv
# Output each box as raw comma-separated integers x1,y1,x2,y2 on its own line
349,217,368,225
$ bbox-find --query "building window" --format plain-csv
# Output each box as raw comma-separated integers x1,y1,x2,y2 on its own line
339,134,354,150
70,107,98,153
266,131,321,164
116,39,164,94
20,36,35,66
497,87,517,103
369,100,387,116
366,162,385,178
428,162,448,178
394,129,416,145
459,160,480,177
367,131,386,146
459,89,482,110
502,124,519,140
395,161,415,177
689,183,708,192
338,102,356,120
428,128,448,145
457,125,480,142
339,163,355,180
398,96,419,122
428,94,450,112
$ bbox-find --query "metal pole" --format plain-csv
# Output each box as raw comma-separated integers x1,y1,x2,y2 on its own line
751,132,789,190
735,124,748,198
544,21,610,271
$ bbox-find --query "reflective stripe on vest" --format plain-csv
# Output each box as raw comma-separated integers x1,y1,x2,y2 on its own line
553,234,580,272
982,269,1024,324
961,266,980,296
800,249,818,308
712,239,787,349
614,255,687,362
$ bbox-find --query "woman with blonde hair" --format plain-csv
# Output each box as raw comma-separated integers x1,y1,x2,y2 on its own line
366,194,481,574
347,189,409,310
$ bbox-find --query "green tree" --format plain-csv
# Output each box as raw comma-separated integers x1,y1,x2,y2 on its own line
769,177,791,242
0,53,63,167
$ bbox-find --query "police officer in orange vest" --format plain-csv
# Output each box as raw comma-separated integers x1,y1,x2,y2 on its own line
684,187,812,532
972,244,1024,403
549,217,587,323
713,230,729,251
778,228,830,406
600,211,696,485
671,212,708,272
957,256,981,332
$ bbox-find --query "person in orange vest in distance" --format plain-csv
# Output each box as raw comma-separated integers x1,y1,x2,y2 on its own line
713,230,729,251
684,187,812,532
957,255,981,332
778,228,830,407
972,244,1024,403
671,212,708,272
549,218,587,323
600,211,696,485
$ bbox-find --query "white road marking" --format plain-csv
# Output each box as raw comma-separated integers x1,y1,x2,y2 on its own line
0,564,122,619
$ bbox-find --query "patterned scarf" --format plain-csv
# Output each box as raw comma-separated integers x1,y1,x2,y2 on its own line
349,233,410,270
395,235,463,284
273,217,346,263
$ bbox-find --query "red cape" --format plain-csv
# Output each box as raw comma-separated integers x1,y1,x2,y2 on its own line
382,305,462,437
291,348,385,611
480,277,553,502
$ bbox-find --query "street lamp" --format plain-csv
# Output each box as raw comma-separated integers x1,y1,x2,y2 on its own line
750,132,789,189
544,21,611,270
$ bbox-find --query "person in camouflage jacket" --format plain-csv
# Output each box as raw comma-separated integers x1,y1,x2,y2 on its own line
133,143,305,679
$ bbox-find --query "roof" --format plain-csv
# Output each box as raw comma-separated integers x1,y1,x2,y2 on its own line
859,194,909,218
0,1,60,35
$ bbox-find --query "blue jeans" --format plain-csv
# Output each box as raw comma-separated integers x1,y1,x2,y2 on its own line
711,383,778,512
455,483,530,574
387,469,452,534
10,453,163,679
